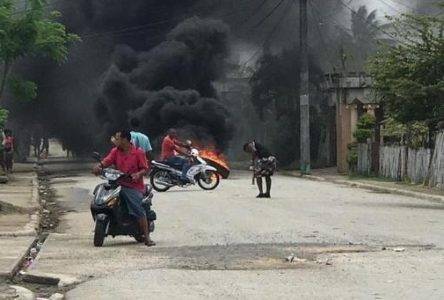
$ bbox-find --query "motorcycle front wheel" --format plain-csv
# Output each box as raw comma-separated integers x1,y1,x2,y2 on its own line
94,219,108,247
150,169,171,192
197,170,220,190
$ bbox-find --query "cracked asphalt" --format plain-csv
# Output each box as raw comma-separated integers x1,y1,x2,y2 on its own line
25,170,444,299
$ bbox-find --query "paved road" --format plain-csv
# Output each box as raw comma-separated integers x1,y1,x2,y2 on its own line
28,171,444,299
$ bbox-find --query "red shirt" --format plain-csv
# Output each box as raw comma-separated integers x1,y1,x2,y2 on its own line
161,135,176,160
102,145,148,193
3,136,13,151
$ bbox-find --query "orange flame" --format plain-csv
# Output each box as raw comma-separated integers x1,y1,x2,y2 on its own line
199,149,230,170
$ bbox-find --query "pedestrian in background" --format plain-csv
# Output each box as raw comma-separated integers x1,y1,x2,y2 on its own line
130,118,153,167
40,136,49,159
2,129,14,173
0,132,5,173
243,140,277,198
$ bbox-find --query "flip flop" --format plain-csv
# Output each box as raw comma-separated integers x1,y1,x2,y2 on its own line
145,239,156,247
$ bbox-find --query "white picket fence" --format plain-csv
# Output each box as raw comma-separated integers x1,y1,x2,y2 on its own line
429,131,444,189
379,146,406,181
356,130,444,189
356,143,372,175
407,148,432,184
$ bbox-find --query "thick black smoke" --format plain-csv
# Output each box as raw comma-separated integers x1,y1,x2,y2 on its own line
6,0,235,156
95,17,233,150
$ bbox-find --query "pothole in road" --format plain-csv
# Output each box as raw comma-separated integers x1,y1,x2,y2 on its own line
152,243,376,271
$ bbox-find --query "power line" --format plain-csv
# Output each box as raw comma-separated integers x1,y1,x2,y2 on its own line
80,18,177,39
310,1,353,34
314,0,355,19
308,4,339,71
79,1,272,40
240,0,292,69
11,0,183,17
235,0,269,27
251,0,286,29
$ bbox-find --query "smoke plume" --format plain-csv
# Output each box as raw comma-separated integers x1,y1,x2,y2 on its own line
95,17,233,150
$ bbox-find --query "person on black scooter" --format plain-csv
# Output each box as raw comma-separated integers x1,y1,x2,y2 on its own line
93,130,155,247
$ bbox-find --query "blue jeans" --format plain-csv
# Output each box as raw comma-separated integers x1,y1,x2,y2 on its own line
166,157,191,181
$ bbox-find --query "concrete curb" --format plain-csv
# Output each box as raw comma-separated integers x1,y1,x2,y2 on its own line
0,237,36,279
0,174,40,237
299,174,444,203
21,271,80,288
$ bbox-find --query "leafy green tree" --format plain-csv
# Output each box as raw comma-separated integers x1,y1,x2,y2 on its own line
0,0,78,121
368,11,444,125
0,107,7,128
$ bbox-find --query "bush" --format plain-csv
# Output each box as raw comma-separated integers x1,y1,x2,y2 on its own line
353,113,376,143
354,129,373,143
381,118,429,148
357,113,376,129
347,143,358,173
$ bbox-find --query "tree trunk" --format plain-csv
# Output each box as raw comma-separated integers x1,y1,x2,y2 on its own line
0,61,11,105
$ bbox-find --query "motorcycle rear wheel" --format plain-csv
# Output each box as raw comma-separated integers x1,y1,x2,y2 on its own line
150,169,171,192
197,170,220,190
94,219,108,247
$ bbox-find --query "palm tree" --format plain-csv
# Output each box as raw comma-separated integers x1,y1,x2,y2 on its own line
350,6,380,62
351,6,379,42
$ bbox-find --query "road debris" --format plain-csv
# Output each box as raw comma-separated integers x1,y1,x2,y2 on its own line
286,254,295,263
285,253,307,263
49,292,64,300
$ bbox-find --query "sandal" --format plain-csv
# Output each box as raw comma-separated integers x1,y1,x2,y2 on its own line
145,239,156,247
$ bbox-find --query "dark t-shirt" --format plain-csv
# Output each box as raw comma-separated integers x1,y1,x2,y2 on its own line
254,142,271,159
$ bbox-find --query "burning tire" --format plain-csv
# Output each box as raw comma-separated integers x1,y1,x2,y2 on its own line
197,170,220,190
150,169,171,192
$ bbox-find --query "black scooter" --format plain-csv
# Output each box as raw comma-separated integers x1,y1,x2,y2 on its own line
90,153,156,247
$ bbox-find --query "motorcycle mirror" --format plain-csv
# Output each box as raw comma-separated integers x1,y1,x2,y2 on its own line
92,152,102,162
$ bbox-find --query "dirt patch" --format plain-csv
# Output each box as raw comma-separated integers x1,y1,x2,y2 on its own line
148,243,375,271
0,201,22,214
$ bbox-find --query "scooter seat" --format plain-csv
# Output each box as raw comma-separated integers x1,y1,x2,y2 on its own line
151,161,171,168
152,160,182,170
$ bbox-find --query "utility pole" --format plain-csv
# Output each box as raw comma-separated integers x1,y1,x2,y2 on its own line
299,0,310,174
